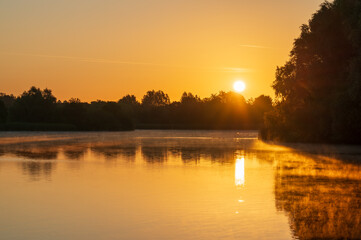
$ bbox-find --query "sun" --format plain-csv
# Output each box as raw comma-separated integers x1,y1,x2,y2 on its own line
233,80,246,93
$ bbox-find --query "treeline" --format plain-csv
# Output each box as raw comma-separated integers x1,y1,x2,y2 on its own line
0,87,273,131
261,0,361,144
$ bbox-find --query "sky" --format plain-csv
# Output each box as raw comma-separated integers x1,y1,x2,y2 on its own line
0,0,324,102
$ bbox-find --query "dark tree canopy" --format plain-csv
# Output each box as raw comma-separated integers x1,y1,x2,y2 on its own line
261,0,361,143
180,92,201,104
251,95,273,127
0,100,7,123
10,87,57,123
118,95,139,106
0,86,273,131
142,90,170,107
0,93,15,108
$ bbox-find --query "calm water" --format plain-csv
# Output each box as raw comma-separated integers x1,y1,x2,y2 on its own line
0,130,360,240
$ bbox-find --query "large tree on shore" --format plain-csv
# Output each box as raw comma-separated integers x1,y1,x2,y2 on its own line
262,0,361,143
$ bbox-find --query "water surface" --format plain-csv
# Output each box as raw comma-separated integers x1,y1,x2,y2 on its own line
0,130,360,240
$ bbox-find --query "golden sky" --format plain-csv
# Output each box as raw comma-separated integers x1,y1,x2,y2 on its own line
0,0,324,102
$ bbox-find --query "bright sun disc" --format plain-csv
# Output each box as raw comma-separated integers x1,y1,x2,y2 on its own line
233,81,246,93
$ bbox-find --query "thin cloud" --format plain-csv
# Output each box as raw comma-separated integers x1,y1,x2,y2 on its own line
239,44,270,49
0,52,253,73
221,67,253,73
0,52,160,66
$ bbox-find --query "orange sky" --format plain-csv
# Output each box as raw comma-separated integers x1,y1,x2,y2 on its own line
0,0,324,102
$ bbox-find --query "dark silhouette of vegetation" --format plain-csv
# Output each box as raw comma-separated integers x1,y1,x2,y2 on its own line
10,86,57,123
0,93,15,108
142,90,170,107
0,87,273,131
118,94,139,106
0,100,7,123
261,0,361,143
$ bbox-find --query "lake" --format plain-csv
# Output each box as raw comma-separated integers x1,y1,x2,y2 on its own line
0,130,360,240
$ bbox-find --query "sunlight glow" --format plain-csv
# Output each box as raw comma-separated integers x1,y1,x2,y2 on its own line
233,81,246,93
235,157,245,187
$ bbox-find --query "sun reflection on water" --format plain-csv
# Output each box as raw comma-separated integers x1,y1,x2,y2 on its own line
235,157,245,187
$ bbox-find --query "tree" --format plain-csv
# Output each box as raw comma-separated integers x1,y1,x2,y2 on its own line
142,90,170,107
253,95,272,110
10,86,57,123
118,95,139,106
61,98,86,128
262,0,361,143
251,95,273,127
0,100,7,123
0,93,15,108
180,92,201,104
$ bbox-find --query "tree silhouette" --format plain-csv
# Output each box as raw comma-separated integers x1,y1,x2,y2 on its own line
180,92,201,104
10,86,57,123
0,93,15,108
118,95,139,106
0,86,273,131
142,90,170,107
61,98,86,128
251,95,273,127
0,100,7,123
261,0,361,143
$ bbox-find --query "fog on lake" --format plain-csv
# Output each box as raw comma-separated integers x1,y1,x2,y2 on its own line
0,130,360,240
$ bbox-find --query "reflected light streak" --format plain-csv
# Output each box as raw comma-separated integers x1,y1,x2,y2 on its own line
235,157,245,187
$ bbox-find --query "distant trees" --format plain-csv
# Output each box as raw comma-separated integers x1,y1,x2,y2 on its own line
61,98,86,128
59,99,134,130
0,93,15,108
261,0,361,143
0,100,7,123
198,91,250,129
84,101,133,130
10,87,57,123
0,86,273,131
118,95,139,106
0,87,134,131
142,90,170,107
135,90,271,129
180,92,201,104
251,95,273,127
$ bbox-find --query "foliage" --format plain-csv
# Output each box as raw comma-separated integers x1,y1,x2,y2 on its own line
251,95,273,127
0,93,16,108
10,87,57,123
0,100,7,123
261,0,361,143
0,86,273,131
142,90,170,107
180,92,201,104
118,95,139,106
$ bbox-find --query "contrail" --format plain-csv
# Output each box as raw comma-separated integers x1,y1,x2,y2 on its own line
221,67,253,73
239,44,270,49
0,52,160,66
0,52,253,73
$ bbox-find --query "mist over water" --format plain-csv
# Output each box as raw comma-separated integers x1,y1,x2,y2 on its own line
0,130,360,240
